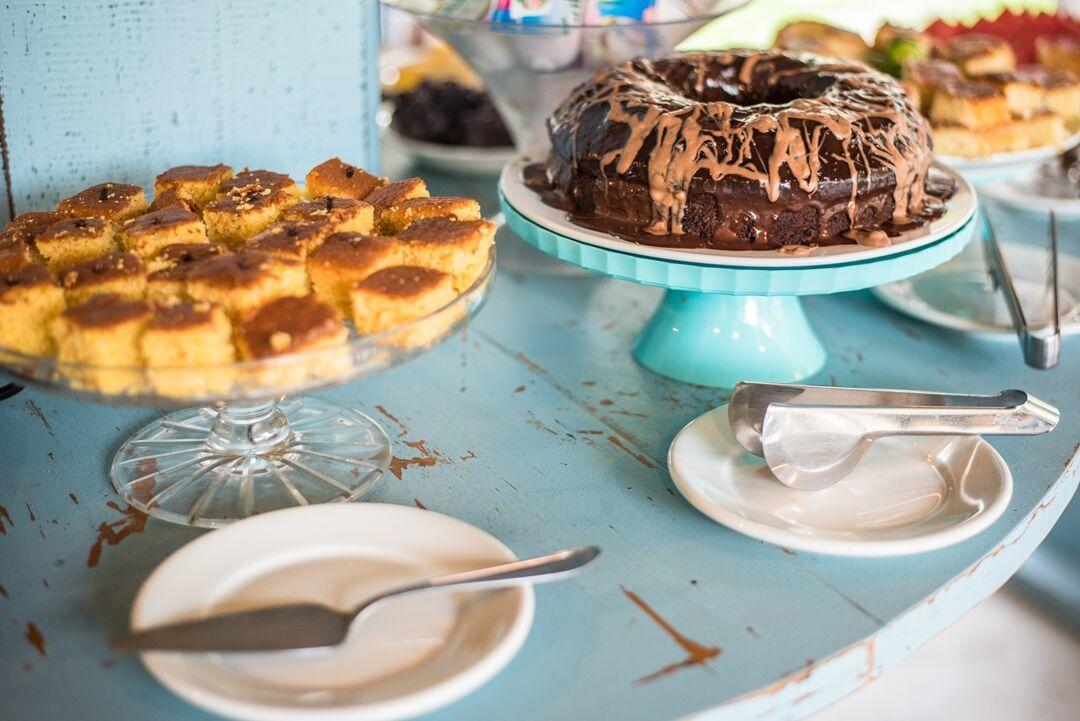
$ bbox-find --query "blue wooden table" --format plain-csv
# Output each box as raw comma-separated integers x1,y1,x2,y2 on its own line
1,156,1077,721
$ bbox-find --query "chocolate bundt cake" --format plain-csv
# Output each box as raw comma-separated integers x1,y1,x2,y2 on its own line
534,50,954,250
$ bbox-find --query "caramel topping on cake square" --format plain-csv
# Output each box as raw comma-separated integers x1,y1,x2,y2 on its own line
36,216,117,272
305,158,384,200
61,250,146,305
220,169,300,197
237,294,346,359
2,211,67,245
0,237,36,273
246,221,334,260
936,34,1016,76
282,196,374,234
363,178,429,209
377,196,481,234
187,249,289,288
118,206,208,259
1,265,57,299
307,232,402,314
0,266,65,356
149,187,199,214
57,183,148,225
61,292,151,329
354,265,452,298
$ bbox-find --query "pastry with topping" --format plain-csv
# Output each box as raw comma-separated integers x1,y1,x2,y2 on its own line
50,294,151,393
308,233,402,314
363,178,429,210
220,169,301,198
0,266,66,356
2,211,65,249
148,187,199,214
186,249,307,318
145,242,227,300
203,185,295,247
397,217,495,292
154,164,233,210
0,237,37,272
245,221,334,262
236,294,350,386
377,196,481,234
118,206,208,259
141,299,235,397
349,266,457,346
305,158,384,200
58,183,147,226
936,34,1016,76
281,196,374,234
61,251,146,305
929,80,1010,130
35,217,117,272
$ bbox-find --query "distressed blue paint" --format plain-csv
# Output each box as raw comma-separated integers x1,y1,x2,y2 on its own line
0,152,1077,721
0,0,381,222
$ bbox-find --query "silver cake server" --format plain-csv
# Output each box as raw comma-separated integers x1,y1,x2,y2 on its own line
729,383,1058,491
113,545,599,653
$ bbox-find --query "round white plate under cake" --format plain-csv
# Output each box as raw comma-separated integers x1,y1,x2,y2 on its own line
499,157,976,268
668,406,1012,557
131,505,534,721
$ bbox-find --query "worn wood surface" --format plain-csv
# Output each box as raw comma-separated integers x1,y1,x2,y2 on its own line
0,154,1077,720
0,0,380,223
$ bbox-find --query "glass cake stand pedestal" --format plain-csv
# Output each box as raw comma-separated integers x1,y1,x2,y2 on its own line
0,253,495,528
499,160,977,388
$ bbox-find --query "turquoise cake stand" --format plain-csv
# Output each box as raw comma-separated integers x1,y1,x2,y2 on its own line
499,186,977,388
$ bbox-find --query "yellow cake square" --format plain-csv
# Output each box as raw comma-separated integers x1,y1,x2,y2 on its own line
281,197,374,234
307,233,402,315
305,158,384,200
377,196,482,234
396,217,495,291
154,164,233,210
57,183,148,226
141,299,235,397
61,251,146,305
50,294,151,394
0,266,66,357
186,249,307,318
117,206,208,259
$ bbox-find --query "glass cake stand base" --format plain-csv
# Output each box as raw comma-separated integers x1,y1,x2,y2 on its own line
111,397,391,528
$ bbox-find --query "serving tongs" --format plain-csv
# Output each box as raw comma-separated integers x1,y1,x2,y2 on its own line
728,382,1059,491
983,211,1061,369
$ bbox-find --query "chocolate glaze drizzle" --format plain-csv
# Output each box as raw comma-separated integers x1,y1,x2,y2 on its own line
536,50,952,250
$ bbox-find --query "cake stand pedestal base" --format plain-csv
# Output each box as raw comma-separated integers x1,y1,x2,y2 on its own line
110,397,390,528
633,292,826,387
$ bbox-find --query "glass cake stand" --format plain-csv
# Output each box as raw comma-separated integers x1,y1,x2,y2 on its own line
380,0,753,159
0,251,495,528
499,159,977,387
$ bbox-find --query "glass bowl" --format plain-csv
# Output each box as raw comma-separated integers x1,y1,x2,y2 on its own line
0,249,496,528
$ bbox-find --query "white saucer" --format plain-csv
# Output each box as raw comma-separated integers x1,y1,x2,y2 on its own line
499,157,976,268
384,126,515,177
873,240,1080,340
668,406,1012,557
131,504,534,721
